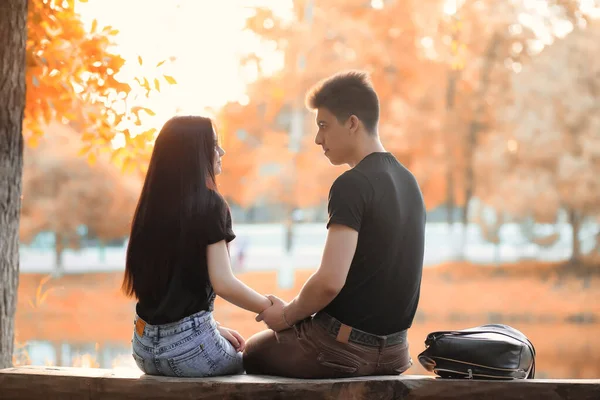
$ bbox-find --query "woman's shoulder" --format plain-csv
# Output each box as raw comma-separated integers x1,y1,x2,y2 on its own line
205,190,235,243
204,190,233,225
207,189,229,210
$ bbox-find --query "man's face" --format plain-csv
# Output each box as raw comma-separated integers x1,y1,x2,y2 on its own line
314,108,352,166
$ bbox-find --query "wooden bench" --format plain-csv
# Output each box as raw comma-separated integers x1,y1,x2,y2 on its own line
1,366,599,399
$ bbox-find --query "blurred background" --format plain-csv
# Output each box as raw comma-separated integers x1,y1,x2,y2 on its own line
14,0,600,379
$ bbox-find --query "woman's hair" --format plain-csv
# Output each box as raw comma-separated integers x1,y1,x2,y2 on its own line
121,116,219,300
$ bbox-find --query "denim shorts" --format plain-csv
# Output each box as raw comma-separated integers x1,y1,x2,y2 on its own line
131,310,243,377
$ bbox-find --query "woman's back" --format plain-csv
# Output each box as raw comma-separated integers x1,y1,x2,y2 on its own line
121,116,271,378
134,191,235,325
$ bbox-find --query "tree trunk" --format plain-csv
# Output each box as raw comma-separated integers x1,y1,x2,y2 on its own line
590,229,600,255
54,236,65,278
568,208,582,265
0,0,28,369
460,33,502,258
445,70,458,229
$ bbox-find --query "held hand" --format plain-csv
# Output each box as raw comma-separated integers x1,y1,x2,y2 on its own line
217,326,246,352
255,295,292,332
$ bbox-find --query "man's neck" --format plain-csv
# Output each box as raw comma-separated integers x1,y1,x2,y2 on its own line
348,135,386,168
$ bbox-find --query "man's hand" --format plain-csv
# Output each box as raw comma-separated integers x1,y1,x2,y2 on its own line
255,295,291,332
217,325,246,352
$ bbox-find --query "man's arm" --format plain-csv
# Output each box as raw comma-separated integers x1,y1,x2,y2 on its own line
275,225,357,329
257,172,368,331
256,224,357,331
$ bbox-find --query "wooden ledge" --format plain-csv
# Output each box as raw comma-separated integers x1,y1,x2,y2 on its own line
1,366,599,400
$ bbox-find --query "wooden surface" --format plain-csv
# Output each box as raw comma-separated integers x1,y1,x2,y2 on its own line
1,366,600,400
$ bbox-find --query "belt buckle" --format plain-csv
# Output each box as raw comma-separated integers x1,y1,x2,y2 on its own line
135,318,147,336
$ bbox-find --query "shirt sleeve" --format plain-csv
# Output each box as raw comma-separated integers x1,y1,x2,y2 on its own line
326,171,371,232
207,194,236,245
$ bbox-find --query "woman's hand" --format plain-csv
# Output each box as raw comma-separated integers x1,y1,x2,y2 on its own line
217,326,246,352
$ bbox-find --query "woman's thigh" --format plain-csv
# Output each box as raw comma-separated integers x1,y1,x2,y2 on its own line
158,326,243,378
132,334,161,375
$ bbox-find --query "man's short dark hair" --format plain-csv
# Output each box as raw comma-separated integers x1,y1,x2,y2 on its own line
305,70,379,134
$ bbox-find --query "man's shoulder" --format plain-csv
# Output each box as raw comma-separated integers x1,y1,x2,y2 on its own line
332,168,370,189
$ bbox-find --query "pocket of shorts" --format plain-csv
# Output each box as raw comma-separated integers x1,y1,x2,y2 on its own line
167,345,213,378
131,353,147,374
214,332,239,361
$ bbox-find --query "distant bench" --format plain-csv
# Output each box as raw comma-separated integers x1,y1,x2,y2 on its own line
1,366,600,400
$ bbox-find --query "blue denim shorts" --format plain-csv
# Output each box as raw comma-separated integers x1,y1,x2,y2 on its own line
131,310,243,377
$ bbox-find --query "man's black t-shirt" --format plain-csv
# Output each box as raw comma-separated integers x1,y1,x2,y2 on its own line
322,152,426,335
135,191,235,325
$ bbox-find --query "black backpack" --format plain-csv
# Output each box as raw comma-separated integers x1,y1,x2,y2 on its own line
418,324,536,380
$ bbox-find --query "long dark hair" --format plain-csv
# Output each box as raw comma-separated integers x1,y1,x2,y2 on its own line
122,116,219,300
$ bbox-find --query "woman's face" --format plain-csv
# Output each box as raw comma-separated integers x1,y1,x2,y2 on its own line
213,131,225,175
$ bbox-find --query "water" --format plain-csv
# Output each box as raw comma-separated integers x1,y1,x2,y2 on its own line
19,222,597,274
15,341,133,370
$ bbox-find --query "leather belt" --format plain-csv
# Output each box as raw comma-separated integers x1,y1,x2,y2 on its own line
313,312,407,348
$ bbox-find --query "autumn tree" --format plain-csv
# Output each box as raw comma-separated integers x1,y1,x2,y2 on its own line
20,122,141,276
484,19,600,264
394,0,587,257
221,0,596,264
221,0,438,209
0,0,174,368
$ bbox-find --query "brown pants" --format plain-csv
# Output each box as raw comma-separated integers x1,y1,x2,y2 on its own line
243,316,412,378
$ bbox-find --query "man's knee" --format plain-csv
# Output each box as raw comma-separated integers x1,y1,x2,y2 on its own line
242,329,274,374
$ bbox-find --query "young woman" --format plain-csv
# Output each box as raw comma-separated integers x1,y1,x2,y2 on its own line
122,116,272,377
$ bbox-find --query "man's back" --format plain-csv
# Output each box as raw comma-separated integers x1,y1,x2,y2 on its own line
323,152,426,335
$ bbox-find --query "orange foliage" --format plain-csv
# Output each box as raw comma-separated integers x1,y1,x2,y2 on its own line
218,0,588,217
24,0,176,170
20,122,141,250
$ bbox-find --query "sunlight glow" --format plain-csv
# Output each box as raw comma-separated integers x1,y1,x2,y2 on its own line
443,0,463,15
77,0,292,135
371,0,384,10
111,133,126,149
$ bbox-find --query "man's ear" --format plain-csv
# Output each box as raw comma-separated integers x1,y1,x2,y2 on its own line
347,115,360,134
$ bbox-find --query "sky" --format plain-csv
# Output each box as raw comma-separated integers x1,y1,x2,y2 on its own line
77,0,292,127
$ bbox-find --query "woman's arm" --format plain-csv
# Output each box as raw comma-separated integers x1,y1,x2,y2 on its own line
207,240,272,314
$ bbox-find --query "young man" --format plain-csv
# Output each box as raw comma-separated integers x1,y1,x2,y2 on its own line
243,71,426,378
